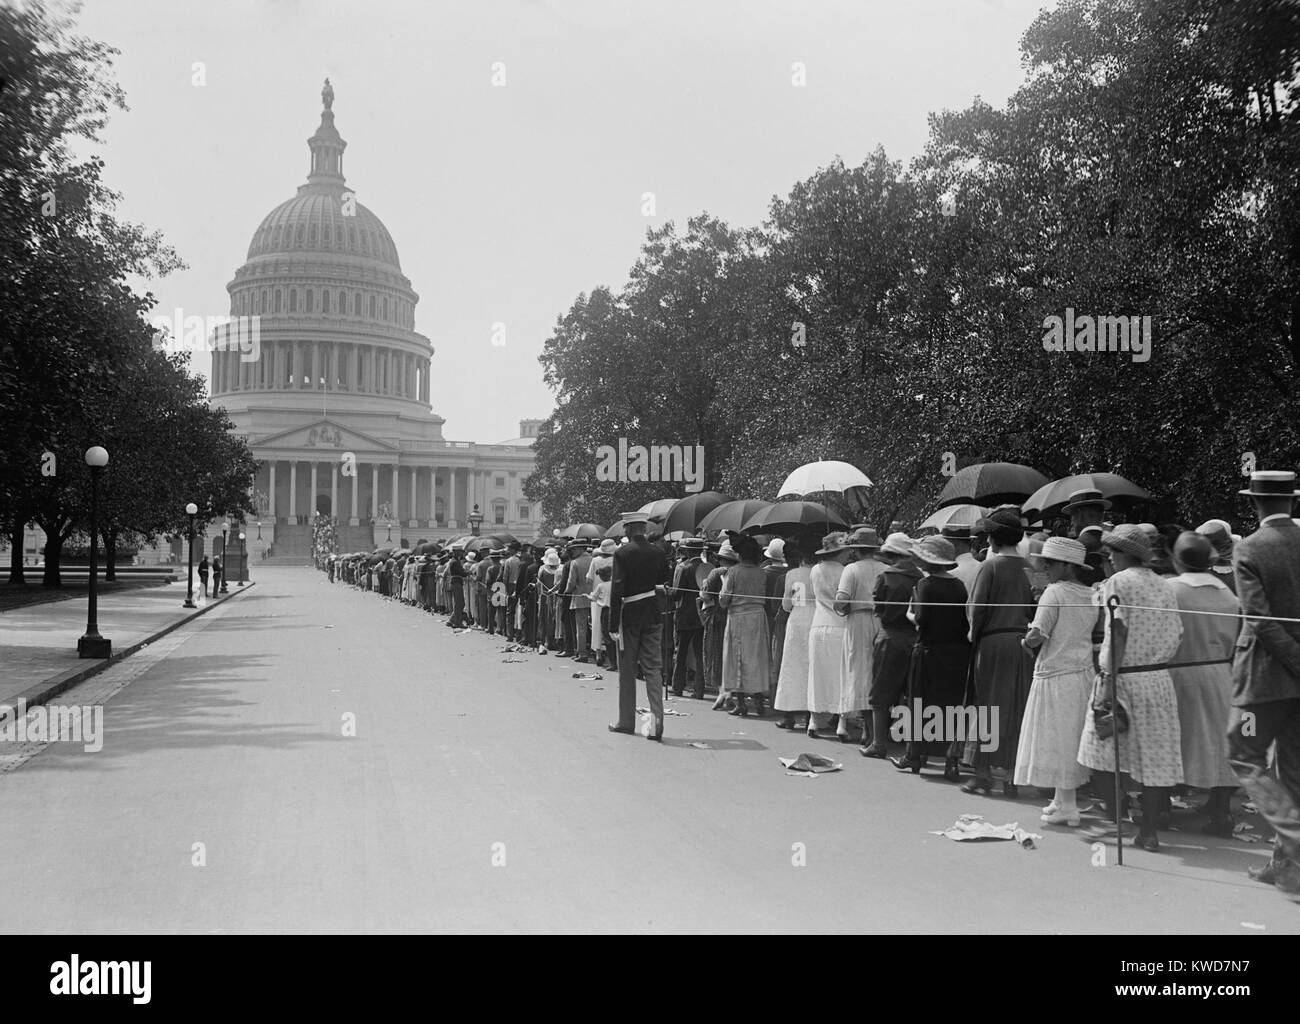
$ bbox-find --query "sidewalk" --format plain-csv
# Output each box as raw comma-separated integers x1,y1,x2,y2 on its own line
0,579,253,710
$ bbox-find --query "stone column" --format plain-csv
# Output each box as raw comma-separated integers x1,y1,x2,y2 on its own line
268,461,277,520
312,342,320,391
310,461,318,517
350,459,360,524
409,466,417,525
371,463,379,519
391,463,400,520
331,462,338,520
448,470,457,529
289,461,298,520
429,467,437,528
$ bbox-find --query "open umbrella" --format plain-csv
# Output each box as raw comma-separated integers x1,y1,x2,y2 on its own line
661,491,734,534
935,463,1049,509
465,536,503,555
604,518,664,540
777,460,872,497
918,504,990,532
445,535,474,551
637,498,680,522
740,500,847,536
486,532,518,547
1022,473,1152,518
559,522,605,540
698,500,773,534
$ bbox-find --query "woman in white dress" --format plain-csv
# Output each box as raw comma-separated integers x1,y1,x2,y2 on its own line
806,532,851,739
833,528,882,742
774,539,816,730
1015,537,1101,826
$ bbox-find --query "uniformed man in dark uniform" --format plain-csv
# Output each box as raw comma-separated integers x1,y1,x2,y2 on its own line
608,512,672,741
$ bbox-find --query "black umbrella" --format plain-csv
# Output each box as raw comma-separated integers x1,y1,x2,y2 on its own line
560,522,605,540
740,500,847,536
1022,472,1152,518
936,462,1050,509
661,491,734,534
605,518,664,540
698,500,773,533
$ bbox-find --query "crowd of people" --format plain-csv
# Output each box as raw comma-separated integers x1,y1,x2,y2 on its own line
320,471,1300,900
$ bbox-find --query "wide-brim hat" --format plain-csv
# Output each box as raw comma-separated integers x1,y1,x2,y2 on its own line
619,511,651,524
1173,530,1216,572
976,508,1026,535
1040,536,1087,567
543,552,560,567
598,539,616,555
815,531,851,556
1101,523,1153,563
913,535,958,570
1195,519,1235,560
717,541,740,562
1062,488,1113,513
763,537,786,561
465,552,478,562
847,527,882,549
881,532,914,557
679,537,705,552
1239,470,1300,498
567,539,591,551
939,523,972,540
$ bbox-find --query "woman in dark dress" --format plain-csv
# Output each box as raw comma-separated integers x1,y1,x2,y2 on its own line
964,508,1036,796
892,536,970,780
197,556,210,598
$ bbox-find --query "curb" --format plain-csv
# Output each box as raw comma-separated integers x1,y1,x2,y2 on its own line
0,582,256,721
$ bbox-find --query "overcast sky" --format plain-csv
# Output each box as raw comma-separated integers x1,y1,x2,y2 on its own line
74,0,1051,443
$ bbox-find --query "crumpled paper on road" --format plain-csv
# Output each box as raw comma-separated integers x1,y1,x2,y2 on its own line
572,672,604,680
637,706,689,716
930,814,1039,848
779,753,842,777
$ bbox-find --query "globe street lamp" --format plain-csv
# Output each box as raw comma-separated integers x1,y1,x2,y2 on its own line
468,504,483,536
238,531,247,586
220,520,230,593
78,446,111,659
183,502,199,608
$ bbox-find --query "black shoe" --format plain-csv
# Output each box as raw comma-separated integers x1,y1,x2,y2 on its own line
647,732,663,743
890,755,924,774
961,778,992,794
943,757,961,782
1132,833,1160,852
861,742,888,759
607,724,634,735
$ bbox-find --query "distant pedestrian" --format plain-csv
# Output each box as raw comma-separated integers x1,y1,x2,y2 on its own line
197,556,210,598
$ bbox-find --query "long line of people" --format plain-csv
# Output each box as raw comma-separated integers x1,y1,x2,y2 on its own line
320,470,1300,898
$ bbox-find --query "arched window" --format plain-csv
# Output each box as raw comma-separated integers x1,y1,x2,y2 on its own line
320,289,329,314
309,223,317,244
339,290,347,314
259,290,266,314
295,224,304,244
354,292,362,316
349,227,357,249
274,289,282,313
324,224,331,246
382,297,389,320
289,289,298,313
369,295,376,318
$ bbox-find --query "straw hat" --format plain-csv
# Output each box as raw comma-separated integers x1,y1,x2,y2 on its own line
1101,523,1152,563
847,527,882,549
815,531,851,556
881,532,914,557
763,537,786,562
717,541,740,562
912,535,958,570
542,550,561,567
1040,536,1087,567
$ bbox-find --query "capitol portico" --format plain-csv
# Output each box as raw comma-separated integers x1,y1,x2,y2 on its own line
211,81,541,559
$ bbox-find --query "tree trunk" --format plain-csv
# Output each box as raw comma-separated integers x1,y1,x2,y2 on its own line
103,527,117,582
7,516,26,585
41,529,64,587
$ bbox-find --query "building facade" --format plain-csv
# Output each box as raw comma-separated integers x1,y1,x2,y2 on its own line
211,81,541,559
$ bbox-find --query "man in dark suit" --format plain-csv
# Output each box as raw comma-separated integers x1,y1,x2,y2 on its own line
1229,470,1300,896
502,542,523,640
671,537,707,698
608,513,672,741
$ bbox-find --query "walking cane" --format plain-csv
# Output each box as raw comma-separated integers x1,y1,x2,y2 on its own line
1107,593,1123,866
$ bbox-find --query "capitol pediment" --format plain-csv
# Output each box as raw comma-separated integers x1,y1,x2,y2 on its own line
256,419,396,453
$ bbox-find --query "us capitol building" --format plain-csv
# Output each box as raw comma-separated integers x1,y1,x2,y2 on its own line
212,81,542,560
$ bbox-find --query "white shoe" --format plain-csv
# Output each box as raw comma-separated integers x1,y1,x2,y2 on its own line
1042,800,1060,816
1040,809,1081,826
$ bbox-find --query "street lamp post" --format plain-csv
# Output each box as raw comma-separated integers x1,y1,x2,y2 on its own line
220,521,230,593
78,446,112,659
468,504,483,536
238,531,247,586
183,502,198,608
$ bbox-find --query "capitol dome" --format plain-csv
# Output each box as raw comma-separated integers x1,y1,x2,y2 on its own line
245,192,402,269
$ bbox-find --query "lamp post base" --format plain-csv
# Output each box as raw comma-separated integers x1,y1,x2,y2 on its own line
77,635,112,659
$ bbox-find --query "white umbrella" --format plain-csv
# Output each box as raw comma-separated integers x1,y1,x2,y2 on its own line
777,460,872,497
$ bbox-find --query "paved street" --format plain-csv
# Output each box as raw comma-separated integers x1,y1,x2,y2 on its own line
0,567,1294,934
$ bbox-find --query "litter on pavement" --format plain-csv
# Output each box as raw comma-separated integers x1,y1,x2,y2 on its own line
572,672,604,680
930,814,1040,848
779,753,842,777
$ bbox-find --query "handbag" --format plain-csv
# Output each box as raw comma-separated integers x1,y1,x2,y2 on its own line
1092,674,1129,740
